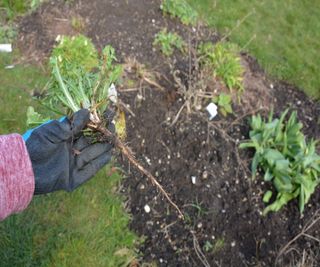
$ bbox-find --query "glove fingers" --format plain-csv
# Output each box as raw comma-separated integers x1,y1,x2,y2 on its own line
69,152,112,191
74,136,91,151
76,142,113,168
69,109,90,136
33,109,90,143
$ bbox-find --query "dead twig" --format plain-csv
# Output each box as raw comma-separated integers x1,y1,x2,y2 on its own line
143,76,166,92
119,88,140,92
191,231,211,267
170,102,187,127
88,123,184,219
157,139,171,155
118,99,136,117
276,210,320,264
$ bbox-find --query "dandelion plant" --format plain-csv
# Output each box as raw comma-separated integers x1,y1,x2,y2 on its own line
27,35,183,218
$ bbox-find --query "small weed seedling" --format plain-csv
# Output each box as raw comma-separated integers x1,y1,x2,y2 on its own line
71,15,85,33
213,238,225,253
160,0,198,26
198,42,244,93
28,35,183,218
203,241,213,252
240,109,320,215
212,93,233,117
153,29,186,57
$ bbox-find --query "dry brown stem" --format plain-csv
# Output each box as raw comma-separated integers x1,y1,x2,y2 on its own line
276,210,320,265
88,123,184,219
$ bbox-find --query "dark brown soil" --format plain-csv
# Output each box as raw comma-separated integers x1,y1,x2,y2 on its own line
18,0,320,266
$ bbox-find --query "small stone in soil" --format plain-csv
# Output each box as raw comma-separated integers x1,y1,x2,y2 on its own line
202,171,208,179
144,204,151,213
191,176,197,184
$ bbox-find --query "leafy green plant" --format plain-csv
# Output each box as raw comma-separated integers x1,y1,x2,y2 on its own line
51,35,99,77
153,29,186,56
1,0,26,19
160,0,198,26
198,42,244,92
240,110,320,215
0,0,44,20
212,93,233,117
0,24,17,42
34,44,122,126
28,35,183,218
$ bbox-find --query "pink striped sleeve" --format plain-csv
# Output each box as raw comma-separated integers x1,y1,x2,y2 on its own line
0,134,35,220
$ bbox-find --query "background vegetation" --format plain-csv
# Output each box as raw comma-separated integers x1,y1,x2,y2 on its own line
188,0,320,99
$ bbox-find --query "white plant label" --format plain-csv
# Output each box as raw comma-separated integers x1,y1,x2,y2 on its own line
0,44,12,53
206,102,218,120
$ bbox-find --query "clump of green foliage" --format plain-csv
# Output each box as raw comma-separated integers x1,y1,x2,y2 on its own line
240,110,320,215
0,0,44,20
51,35,98,76
153,28,186,56
160,0,198,26
212,93,233,117
198,42,244,92
28,35,122,126
0,24,17,42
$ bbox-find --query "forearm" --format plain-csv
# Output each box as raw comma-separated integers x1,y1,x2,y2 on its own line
0,134,35,221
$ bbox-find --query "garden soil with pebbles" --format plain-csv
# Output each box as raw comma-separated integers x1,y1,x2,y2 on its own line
18,0,320,266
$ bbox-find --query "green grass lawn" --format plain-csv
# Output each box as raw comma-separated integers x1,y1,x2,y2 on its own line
188,0,320,99
0,54,138,266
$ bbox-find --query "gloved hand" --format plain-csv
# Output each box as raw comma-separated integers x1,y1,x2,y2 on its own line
23,109,113,194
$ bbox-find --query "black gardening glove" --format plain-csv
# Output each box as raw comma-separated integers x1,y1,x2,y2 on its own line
23,109,113,194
